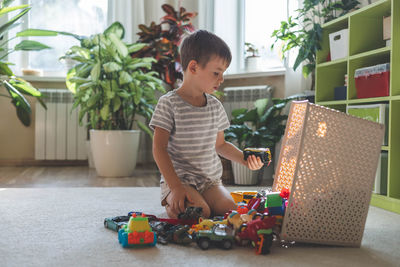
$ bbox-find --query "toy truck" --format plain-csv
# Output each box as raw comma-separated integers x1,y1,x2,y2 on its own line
118,213,157,248
195,224,235,250
243,148,272,165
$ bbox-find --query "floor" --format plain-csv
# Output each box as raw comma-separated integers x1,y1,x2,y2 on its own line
0,163,160,187
0,163,273,188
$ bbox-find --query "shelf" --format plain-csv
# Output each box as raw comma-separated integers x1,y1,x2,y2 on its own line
347,97,390,104
351,0,391,17
371,194,400,214
317,58,347,68
349,46,391,61
316,0,400,214
317,100,347,105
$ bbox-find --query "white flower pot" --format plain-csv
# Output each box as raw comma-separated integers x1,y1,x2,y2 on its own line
90,130,140,177
245,56,261,72
86,140,95,169
231,161,259,185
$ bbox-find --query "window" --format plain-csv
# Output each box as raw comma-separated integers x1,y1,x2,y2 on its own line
8,0,108,75
244,0,288,70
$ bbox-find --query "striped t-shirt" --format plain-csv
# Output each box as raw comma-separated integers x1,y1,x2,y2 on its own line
149,89,230,184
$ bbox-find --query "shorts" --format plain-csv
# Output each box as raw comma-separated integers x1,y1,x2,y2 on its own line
160,178,222,206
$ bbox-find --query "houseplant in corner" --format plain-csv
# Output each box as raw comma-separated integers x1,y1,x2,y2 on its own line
271,0,360,91
62,22,165,177
225,94,304,185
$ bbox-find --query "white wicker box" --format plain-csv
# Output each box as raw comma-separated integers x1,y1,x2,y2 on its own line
273,101,385,247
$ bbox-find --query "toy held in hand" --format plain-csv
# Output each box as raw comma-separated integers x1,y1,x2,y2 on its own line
243,148,272,166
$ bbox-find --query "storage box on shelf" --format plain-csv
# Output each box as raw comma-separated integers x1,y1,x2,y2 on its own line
329,29,349,60
315,0,400,214
354,63,390,98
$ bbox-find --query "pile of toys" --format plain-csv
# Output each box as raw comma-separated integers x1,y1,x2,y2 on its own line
104,188,290,254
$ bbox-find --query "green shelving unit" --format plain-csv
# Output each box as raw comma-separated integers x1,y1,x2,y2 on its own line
316,0,400,214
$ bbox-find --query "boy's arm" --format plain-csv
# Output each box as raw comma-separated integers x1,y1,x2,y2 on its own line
152,127,193,213
215,131,263,170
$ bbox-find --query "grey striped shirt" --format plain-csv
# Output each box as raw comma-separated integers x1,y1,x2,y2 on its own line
149,89,230,184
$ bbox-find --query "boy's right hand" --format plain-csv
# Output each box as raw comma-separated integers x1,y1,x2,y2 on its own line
169,185,194,215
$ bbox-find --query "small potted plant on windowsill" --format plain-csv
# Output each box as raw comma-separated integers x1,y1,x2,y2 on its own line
244,42,260,72
225,94,305,185
62,22,165,177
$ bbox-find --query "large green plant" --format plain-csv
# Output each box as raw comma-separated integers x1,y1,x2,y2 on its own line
271,0,359,90
225,94,305,154
62,22,165,137
0,2,81,126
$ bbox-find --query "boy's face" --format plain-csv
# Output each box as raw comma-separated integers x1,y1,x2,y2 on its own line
192,56,228,94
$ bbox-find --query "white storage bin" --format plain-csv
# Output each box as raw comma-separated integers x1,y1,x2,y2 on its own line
329,28,349,60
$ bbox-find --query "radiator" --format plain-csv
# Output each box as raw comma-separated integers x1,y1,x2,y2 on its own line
223,85,273,121
35,89,87,160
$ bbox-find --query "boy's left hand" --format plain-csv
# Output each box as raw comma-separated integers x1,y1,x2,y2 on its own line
246,155,264,170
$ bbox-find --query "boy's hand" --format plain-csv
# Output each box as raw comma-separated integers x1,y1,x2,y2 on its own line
246,155,264,170
169,185,194,215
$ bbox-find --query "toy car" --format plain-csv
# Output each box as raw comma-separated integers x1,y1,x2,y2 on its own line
118,214,157,248
230,191,258,204
195,224,234,250
104,216,130,232
151,221,192,245
243,148,272,165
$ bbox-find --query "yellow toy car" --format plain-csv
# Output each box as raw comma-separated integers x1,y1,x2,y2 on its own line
230,191,258,204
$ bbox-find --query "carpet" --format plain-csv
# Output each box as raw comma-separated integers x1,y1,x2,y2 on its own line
0,187,399,267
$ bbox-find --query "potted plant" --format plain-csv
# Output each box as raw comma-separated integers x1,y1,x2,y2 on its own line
62,22,165,177
271,0,360,91
0,3,81,126
244,42,260,72
132,4,197,89
224,94,305,185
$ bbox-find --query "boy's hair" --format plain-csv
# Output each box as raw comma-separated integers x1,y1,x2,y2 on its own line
180,30,232,71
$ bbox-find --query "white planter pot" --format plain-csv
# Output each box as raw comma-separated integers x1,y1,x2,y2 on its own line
232,161,259,185
90,130,140,177
86,140,95,169
245,56,261,72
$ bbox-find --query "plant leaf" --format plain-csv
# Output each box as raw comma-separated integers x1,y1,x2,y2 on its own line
14,40,51,51
136,120,153,139
90,62,101,81
9,78,41,97
108,32,128,58
104,21,125,39
103,62,121,73
0,7,29,36
3,80,31,126
0,4,29,17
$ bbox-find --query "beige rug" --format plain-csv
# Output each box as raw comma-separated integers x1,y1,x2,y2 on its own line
0,187,399,267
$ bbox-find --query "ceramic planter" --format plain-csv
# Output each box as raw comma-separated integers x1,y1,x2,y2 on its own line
244,56,261,72
90,130,140,177
231,161,259,185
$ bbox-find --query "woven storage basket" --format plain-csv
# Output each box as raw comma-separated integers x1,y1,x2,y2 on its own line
273,101,385,247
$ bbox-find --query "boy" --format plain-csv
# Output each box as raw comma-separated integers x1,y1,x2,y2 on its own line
150,30,263,219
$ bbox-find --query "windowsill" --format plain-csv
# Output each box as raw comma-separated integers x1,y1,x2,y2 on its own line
20,75,66,83
223,68,286,80
19,68,287,83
